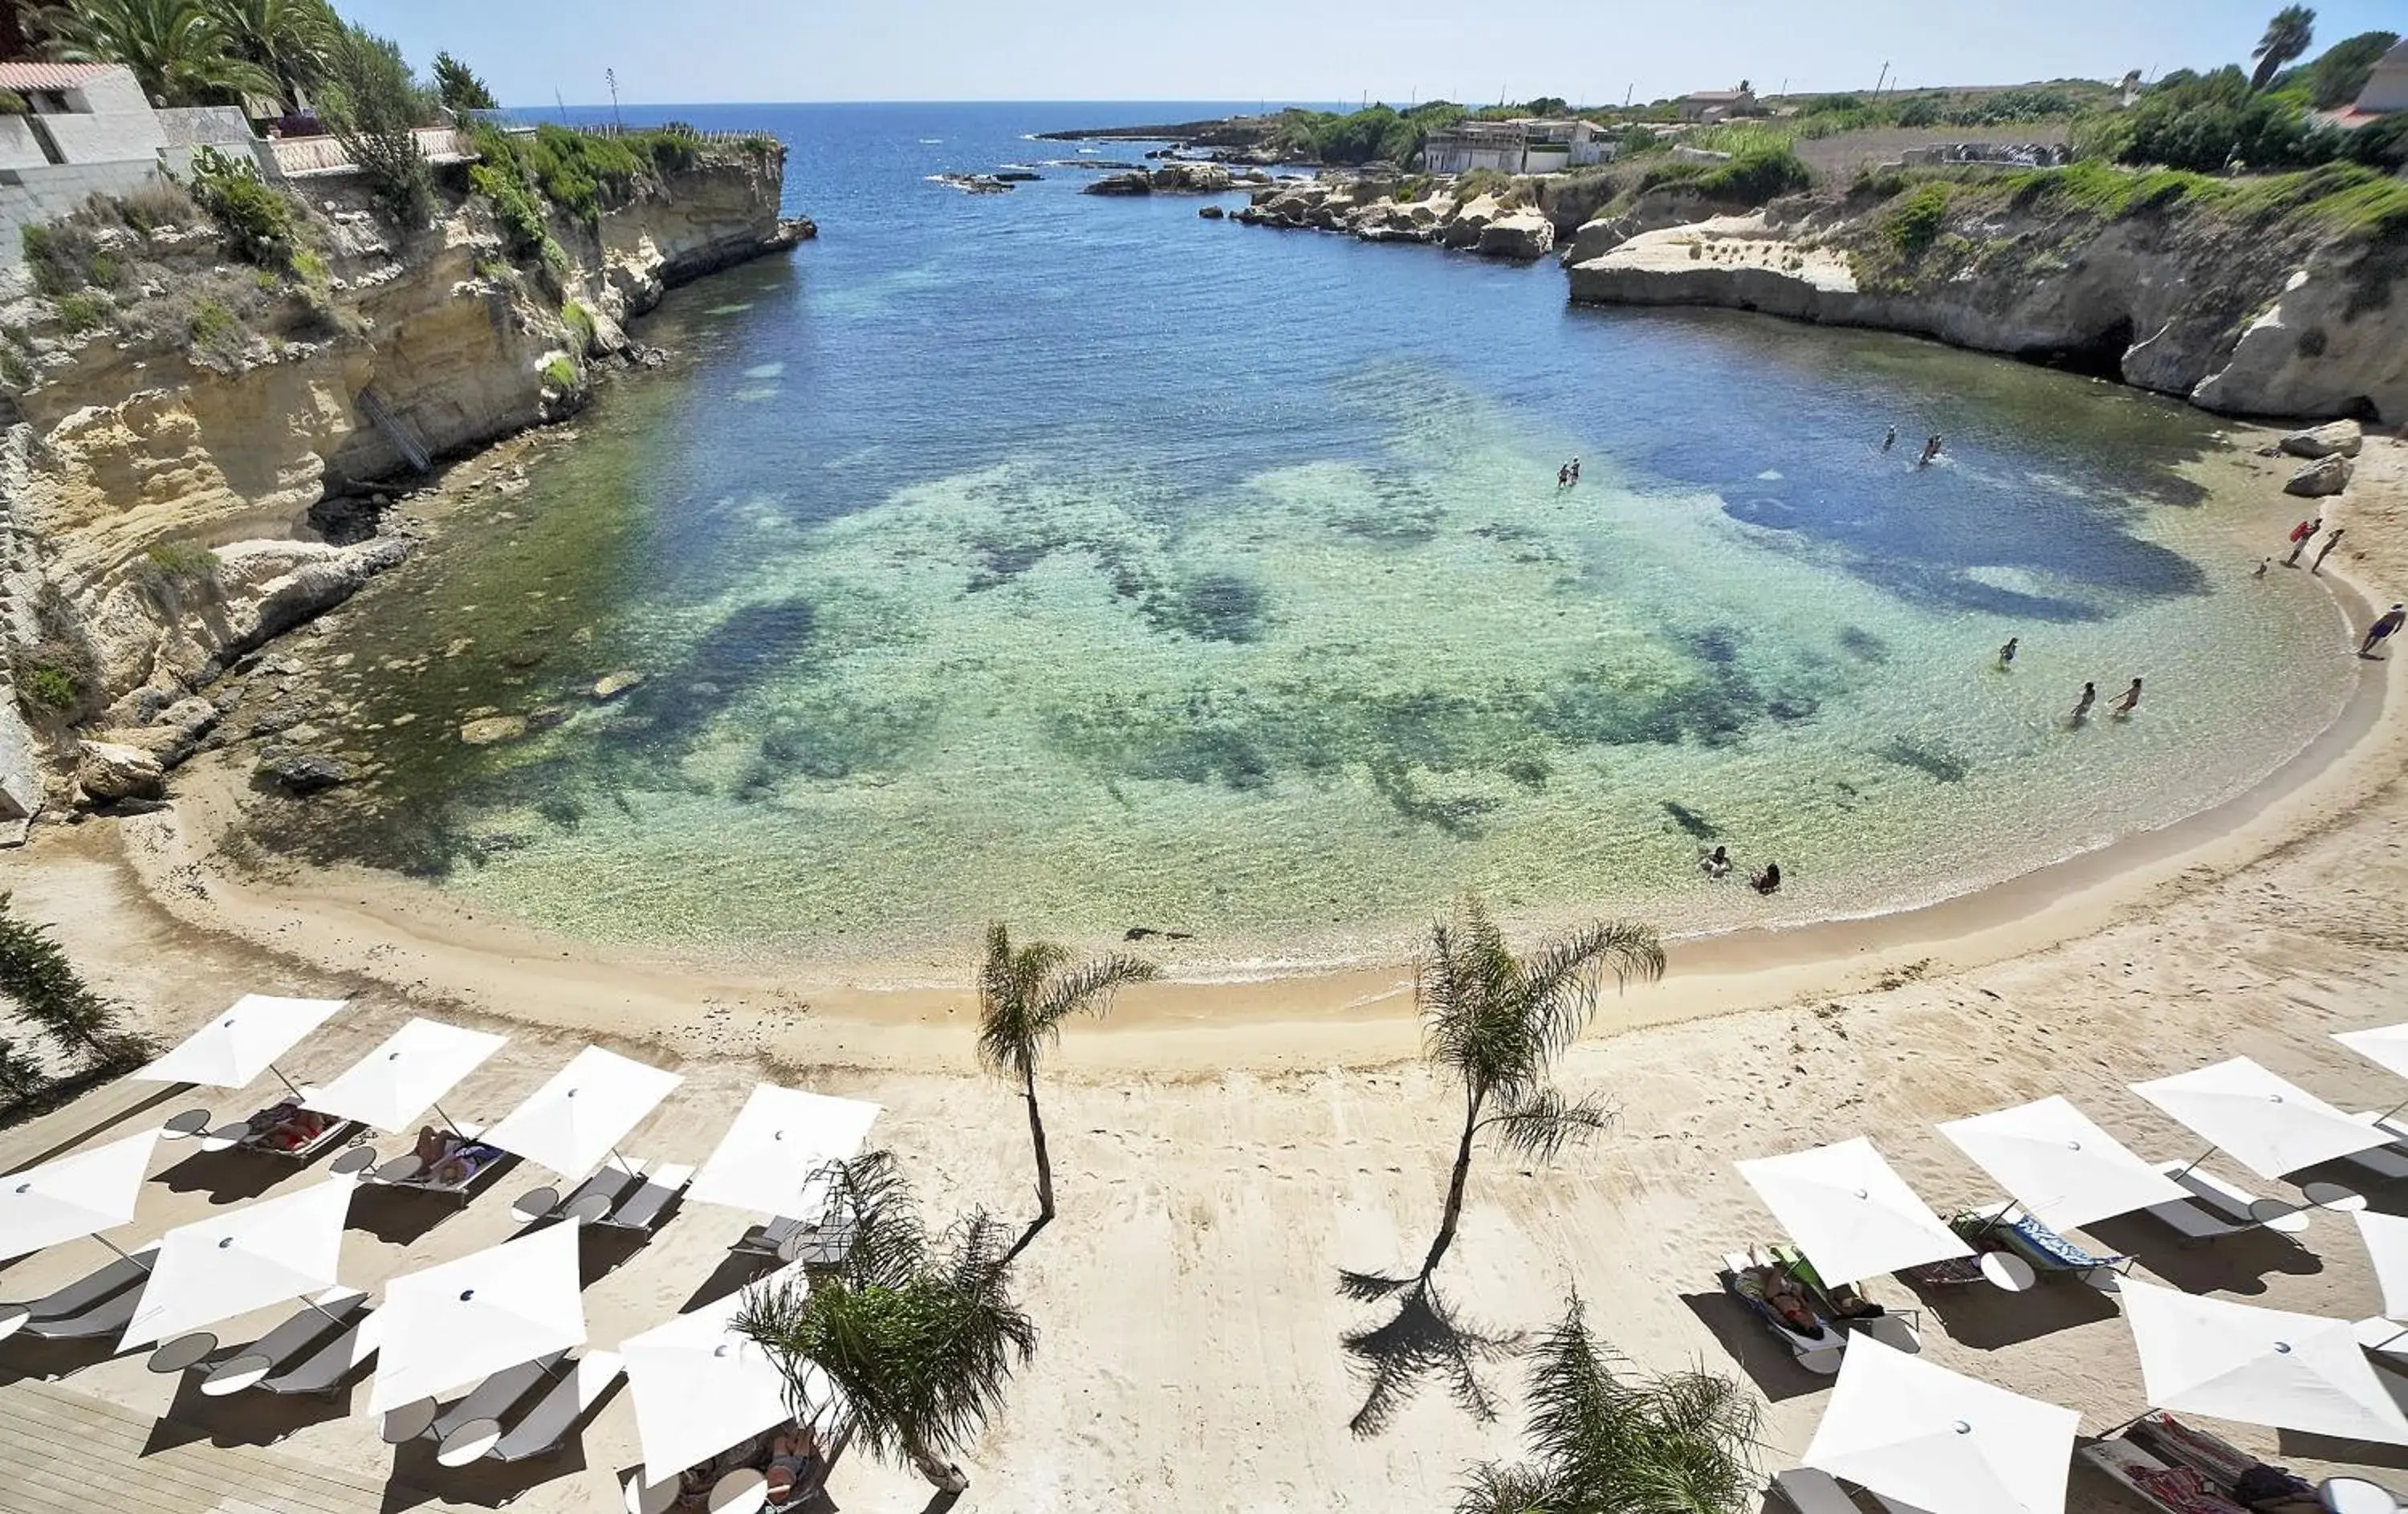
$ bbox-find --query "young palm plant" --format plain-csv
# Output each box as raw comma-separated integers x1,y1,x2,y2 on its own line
1458,1294,1763,1514
974,923,1157,1261
1342,896,1663,1435
734,1150,1035,1496
35,0,270,106
0,890,132,1064
2250,5,2318,91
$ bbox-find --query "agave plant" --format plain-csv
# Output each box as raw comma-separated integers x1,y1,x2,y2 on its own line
35,0,270,106
1459,1294,1764,1514
734,1151,1035,1496
975,922,1157,1260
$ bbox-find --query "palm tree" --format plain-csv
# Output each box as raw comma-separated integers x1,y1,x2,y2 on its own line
0,890,129,1064
202,0,332,112
975,924,1157,1261
35,0,270,106
1458,1294,1763,1514
734,1151,1035,1496
1341,897,1663,1434
2250,6,2317,91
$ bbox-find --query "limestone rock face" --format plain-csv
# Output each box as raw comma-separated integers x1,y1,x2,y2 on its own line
1478,210,1556,261
2280,420,2365,458
2285,454,2353,497
76,740,164,803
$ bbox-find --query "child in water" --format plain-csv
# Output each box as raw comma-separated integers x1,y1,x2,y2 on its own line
1998,637,2018,669
2071,682,2097,723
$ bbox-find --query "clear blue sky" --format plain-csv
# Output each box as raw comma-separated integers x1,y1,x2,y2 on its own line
336,0,2408,108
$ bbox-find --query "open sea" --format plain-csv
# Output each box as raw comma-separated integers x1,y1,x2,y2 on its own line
264,102,2357,975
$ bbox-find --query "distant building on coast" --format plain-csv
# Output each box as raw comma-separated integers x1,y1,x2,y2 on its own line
1422,118,1606,175
1678,87,1758,123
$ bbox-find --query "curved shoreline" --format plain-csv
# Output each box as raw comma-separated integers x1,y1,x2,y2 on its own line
39,436,2386,1078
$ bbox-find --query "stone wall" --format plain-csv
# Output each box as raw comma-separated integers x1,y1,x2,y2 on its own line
0,160,174,273
36,104,167,166
0,116,46,173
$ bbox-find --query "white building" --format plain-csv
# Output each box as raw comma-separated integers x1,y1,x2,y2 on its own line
1422,118,1605,176
1678,88,1758,123
2357,38,2408,115
0,61,169,171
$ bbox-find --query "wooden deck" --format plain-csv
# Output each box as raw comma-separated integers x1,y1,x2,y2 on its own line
0,1376,419,1514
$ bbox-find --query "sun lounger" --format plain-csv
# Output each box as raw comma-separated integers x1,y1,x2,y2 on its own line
190,1288,367,1390
2359,1315,2408,1365
2081,1439,2249,1514
1719,1251,1843,1374
596,1162,690,1235
2146,1161,2309,1239
4,1249,153,1327
13,1277,147,1341
1959,1203,2132,1288
1769,1243,1921,1354
260,1308,382,1397
366,1125,513,1205
734,1215,807,1260
226,1101,360,1162
486,1350,624,1462
2342,1113,2408,1182
515,1157,648,1226
1772,1467,1863,1514
764,1418,856,1512
397,1351,568,1447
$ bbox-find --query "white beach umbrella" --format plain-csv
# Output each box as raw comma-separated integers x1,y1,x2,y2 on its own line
480,1045,683,1178
1804,1336,2081,1514
0,1127,161,1264
120,1178,353,1348
2356,1211,2408,1322
2129,1056,2388,1182
2120,1279,2408,1445
2336,1024,2408,1089
306,1016,507,1133
688,1085,883,1216
368,1221,586,1414
622,1266,840,1484
1736,1137,1972,1284
130,995,347,1093
1938,1096,2187,1233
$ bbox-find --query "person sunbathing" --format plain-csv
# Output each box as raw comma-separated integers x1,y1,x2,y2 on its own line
408,1125,503,1186
1735,1257,1825,1339
763,1425,828,1507
246,1101,334,1152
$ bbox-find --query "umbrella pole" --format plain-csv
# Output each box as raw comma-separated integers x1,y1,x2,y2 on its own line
2170,1143,2219,1181
94,1234,152,1272
2379,1096,2408,1125
270,1064,304,1100
432,1101,466,1137
2370,1323,2408,1353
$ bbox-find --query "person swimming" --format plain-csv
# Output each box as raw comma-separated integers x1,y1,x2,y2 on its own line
1751,861,1782,895
2072,681,2097,722
2113,677,2142,718
1700,844,1731,879
1882,425,1898,452
1998,636,2018,668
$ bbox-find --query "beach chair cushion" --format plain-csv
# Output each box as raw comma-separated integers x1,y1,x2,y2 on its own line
212,1288,366,1378
425,1351,567,1441
490,1350,623,1462
2083,1441,2247,1514
534,1157,645,1224
14,1251,153,1321
22,1280,143,1340
262,1309,382,1396
737,1215,807,1257
1981,1210,2130,1275
605,1163,691,1233
1772,1467,1861,1514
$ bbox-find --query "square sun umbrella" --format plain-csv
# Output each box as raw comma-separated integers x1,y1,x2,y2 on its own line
305,1015,508,1134
0,1126,161,1264
2335,1024,2408,1117
1804,1335,2081,1514
368,1219,586,1414
2359,1210,2408,1323
2120,1279,2408,1445
479,1044,683,1178
688,1085,884,1217
622,1264,842,1487
2128,1056,2390,1182
120,1177,353,1349
1736,1137,1973,1284
1938,1095,2189,1234
129,995,348,1097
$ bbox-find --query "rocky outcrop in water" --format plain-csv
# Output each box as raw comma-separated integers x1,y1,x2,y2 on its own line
1083,163,1247,195
1564,182,2408,424
1238,181,1564,261
0,142,803,822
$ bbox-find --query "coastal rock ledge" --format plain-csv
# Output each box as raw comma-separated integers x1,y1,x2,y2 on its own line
1564,205,2408,424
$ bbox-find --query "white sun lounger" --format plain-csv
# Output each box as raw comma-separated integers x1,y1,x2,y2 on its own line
260,1307,381,1397
365,1125,514,1206
597,1163,691,1235
6,1250,161,1341
222,1105,360,1162
1773,1467,1862,1514
189,1288,368,1391
2147,1161,2309,1238
486,1350,624,1462
398,1351,567,1447
1719,1251,1845,1374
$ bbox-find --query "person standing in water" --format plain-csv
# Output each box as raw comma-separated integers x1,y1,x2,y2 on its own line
2287,518,2323,567
2312,526,2346,575
1751,861,1783,895
1883,425,1898,452
2071,682,2097,722
2361,604,2408,657
1917,434,1943,467
1998,636,2018,669
1570,457,1581,484
1556,462,1570,490
2113,678,2143,718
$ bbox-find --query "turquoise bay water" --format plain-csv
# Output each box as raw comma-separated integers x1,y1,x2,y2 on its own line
271,104,2354,975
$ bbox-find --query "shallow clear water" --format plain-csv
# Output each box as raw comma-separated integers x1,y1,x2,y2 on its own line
271,103,2355,974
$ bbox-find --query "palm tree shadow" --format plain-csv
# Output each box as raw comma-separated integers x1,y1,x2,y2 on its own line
1336,1270,1521,1437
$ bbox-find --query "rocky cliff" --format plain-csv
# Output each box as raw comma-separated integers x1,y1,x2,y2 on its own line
0,144,807,831
1234,176,1584,260
1564,173,2408,425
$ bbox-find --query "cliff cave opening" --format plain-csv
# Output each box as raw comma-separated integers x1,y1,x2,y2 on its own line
2023,315,2135,383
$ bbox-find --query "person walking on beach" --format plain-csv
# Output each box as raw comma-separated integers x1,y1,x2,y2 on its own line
1998,636,2018,669
2071,681,2097,723
2361,603,2408,657
1883,425,1898,452
2287,518,2322,567
2112,677,2142,718
2312,526,2345,575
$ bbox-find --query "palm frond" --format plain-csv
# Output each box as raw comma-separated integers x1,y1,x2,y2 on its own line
1032,952,1157,1029
1454,1462,1567,1514
1336,1267,1415,1303
1482,1088,1614,1160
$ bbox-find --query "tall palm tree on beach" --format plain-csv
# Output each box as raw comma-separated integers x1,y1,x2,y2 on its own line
1340,896,1664,1435
734,1151,1035,1496
1458,1294,1763,1514
2250,6,2317,91
976,922,1157,1262
201,0,334,112
35,0,268,106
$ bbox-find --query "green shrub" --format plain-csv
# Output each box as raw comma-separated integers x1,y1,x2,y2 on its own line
1451,167,1518,205
185,145,299,270
1695,146,1812,204
20,222,119,297
186,298,250,368
1884,182,1953,254
542,355,576,389
144,540,219,580
55,291,112,334
16,664,79,714
561,300,597,352
0,346,31,389
469,156,564,267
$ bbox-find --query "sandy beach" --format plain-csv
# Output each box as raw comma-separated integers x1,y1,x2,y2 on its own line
6,431,2408,1511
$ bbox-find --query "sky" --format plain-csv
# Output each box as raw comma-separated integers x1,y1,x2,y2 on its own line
336,0,2408,107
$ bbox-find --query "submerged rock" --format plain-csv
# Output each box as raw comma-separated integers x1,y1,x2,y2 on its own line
459,715,529,746
2285,454,2353,497
593,670,645,701
259,752,352,793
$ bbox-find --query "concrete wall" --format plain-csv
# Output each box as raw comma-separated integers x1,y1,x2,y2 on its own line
63,69,153,116
0,116,47,173
2361,57,2408,114
1427,143,1523,174
0,159,170,272
156,106,255,149
38,107,168,166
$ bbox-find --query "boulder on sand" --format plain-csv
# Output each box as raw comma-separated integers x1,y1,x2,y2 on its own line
2280,420,2364,459
2284,454,2353,497
77,740,164,803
